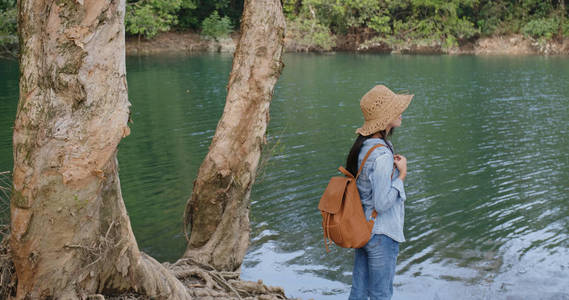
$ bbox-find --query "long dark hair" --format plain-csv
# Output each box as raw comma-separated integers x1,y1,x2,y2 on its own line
345,129,394,177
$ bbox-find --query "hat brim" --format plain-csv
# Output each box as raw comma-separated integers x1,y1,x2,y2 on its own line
355,94,413,136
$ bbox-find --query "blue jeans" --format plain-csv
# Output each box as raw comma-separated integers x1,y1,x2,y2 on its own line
348,234,399,300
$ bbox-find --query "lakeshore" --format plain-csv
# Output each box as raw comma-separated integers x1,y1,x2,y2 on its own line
2,30,569,59
127,31,569,56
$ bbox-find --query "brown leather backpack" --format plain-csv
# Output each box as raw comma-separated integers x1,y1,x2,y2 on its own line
318,144,386,252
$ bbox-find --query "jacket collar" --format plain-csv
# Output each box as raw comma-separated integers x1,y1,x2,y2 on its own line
364,137,389,146
363,137,393,153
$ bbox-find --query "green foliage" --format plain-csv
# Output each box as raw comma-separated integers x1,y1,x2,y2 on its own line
332,0,385,32
281,0,567,50
286,0,484,49
296,0,389,34
200,11,233,39
476,2,508,35
176,0,200,29
0,1,17,57
522,18,560,40
449,17,479,39
282,0,302,19
444,35,458,49
0,6,16,36
1,0,566,46
0,0,15,11
288,17,336,51
475,0,566,36
369,15,391,35
126,0,192,39
176,0,242,30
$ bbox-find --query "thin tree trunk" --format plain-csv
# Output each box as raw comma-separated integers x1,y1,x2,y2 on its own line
183,0,286,272
11,0,188,298
560,0,566,39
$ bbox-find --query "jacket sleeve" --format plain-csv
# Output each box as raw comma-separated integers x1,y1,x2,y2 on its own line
370,153,406,213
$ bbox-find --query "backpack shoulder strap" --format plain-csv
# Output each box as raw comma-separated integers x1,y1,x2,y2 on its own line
355,143,386,180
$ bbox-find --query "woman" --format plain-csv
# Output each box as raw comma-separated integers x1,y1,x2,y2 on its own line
347,85,413,300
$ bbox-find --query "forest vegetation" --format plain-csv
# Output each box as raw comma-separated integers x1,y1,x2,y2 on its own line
1,0,568,54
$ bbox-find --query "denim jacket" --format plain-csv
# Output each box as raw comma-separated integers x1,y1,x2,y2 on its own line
356,138,406,243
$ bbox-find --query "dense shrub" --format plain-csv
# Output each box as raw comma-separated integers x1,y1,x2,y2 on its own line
287,17,336,51
369,15,391,35
0,3,16,36
522,18,560,40
200,11,233,39
476,2,510,35
126,0,190,39
0,1,17,56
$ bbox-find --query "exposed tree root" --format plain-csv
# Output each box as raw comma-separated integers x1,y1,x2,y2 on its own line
130,253,192,300
165,258,288,300
0,229,16,299
0,231,289,300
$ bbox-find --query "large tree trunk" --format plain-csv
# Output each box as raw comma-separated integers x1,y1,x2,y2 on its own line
11,0,188,298
183,0,286,272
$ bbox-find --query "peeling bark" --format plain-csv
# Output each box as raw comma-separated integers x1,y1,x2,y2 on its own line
11,0,188,298
183,0,286,271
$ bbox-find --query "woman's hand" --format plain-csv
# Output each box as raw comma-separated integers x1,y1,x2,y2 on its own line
393,154,407,181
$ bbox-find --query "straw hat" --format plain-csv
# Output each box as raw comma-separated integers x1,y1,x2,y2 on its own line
355,85,414,136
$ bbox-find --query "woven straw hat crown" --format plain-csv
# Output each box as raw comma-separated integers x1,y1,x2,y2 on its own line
355,85,413,136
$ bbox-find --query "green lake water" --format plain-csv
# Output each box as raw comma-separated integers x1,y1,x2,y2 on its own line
1,53,568,299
